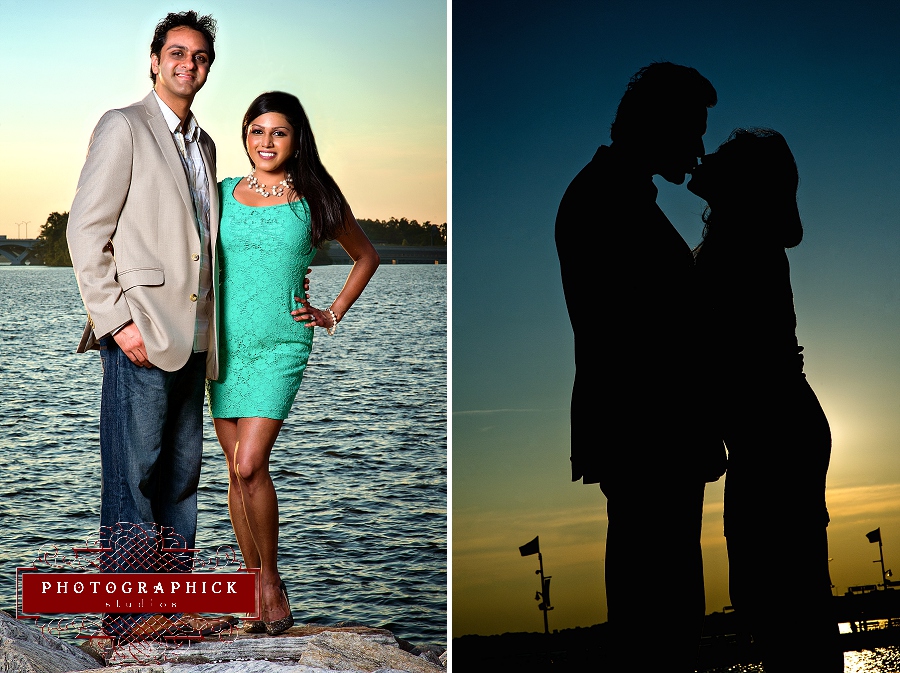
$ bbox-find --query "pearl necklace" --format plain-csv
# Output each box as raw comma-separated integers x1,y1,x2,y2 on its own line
246,170,292,198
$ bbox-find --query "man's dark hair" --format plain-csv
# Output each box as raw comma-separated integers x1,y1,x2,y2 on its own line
149,10,217,83
610,61,716,144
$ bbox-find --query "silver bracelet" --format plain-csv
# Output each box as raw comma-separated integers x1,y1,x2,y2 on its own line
326,308,338,336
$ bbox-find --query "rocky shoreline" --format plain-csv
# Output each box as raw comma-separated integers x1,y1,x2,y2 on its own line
0,611,447,673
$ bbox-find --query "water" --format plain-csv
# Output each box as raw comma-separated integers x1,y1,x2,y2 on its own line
703,647,900,672
0,263,447,648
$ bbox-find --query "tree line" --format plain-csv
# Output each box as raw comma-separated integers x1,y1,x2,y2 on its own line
29,212,448,267
356,217,447,247
33,212,72,266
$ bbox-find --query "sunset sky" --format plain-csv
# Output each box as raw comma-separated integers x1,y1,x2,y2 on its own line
0,0,447,241
451,1,900,637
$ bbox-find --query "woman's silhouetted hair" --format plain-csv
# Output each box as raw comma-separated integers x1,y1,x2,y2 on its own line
242,91,350,248
700,127,803,249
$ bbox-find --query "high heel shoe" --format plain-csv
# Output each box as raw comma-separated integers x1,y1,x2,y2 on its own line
264,581,294,636
242,618,266,634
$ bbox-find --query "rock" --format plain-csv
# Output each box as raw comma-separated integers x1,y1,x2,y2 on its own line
0,611,99,673
76,664,354,672
398,641,444,666
2,614,445,673
84,625,396,667
77,624,445,672
300,632,443,672
416,651,442,666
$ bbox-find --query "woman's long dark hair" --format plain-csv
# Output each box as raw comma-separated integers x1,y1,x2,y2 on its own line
699,127,803,250
242,91,350,248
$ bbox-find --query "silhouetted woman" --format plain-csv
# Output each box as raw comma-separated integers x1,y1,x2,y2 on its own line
688,128,842,672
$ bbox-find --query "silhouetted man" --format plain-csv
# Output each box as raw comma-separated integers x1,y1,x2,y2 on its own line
555,62,724,671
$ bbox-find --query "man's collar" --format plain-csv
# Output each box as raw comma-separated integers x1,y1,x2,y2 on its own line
152,90,201,141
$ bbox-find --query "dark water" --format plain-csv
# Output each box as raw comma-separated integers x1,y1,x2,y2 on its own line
453,629,900,672
0,263,447,648
703,647,900,672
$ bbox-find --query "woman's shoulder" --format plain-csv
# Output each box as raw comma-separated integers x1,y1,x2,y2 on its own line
217,176,243,198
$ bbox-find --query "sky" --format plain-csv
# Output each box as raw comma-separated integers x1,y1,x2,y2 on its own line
451,0,900,638
0,0,447,241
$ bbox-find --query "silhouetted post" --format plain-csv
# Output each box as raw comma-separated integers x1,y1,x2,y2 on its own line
519,535,553,634
867,528,887,588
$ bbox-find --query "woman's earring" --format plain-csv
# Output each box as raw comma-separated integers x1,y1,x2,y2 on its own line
293,150,299,158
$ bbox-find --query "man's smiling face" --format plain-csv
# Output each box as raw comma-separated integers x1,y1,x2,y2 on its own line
150,26,211,107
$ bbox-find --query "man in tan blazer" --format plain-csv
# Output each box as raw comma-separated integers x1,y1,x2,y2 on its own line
67,10,229,640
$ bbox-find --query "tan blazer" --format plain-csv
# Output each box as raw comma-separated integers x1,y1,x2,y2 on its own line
67,92,219,378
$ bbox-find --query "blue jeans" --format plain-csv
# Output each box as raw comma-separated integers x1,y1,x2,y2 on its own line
97,338,206,632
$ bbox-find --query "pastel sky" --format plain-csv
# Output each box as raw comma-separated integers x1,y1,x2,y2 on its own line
0,0,447,240
451,1,900,638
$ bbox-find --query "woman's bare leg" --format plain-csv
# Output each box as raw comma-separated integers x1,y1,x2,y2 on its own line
231,417,289,623
213,418,260,570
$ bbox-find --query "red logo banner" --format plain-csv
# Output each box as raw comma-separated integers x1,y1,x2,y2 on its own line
19,571,258,615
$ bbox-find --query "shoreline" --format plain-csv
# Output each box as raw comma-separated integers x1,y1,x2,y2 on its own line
1,610,447,672
453,618,900,671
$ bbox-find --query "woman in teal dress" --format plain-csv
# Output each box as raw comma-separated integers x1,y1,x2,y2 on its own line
207,91,379,636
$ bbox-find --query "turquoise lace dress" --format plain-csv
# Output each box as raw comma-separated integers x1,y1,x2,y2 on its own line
207,176,317,420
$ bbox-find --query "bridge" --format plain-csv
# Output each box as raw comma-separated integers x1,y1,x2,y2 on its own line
0,238,41,265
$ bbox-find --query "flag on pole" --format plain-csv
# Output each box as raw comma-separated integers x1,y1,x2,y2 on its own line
519,536,540,556
867,528,882,543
